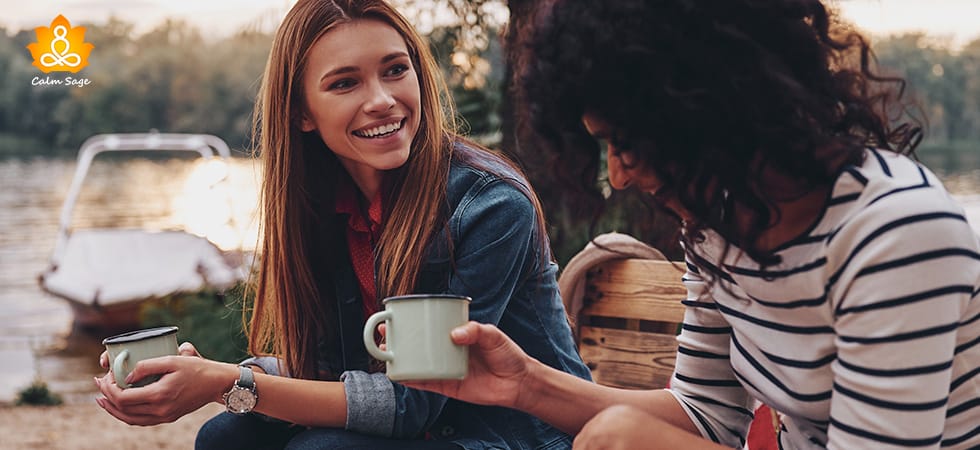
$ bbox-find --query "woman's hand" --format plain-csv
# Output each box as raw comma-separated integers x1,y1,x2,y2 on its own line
397,321,533,409
94,342,236,426
98,341,201,369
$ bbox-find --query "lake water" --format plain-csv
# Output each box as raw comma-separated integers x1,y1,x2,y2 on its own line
0,153,977,404
0,156,261,404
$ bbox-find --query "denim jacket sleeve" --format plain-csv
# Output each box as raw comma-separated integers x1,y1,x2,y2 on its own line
343,169,541,439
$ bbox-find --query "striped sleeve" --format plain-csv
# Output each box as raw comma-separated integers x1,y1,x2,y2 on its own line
825,182,980,449
668,263,756,448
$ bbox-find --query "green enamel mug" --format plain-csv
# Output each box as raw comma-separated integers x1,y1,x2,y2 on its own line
363,295,470,381
102,326,179,388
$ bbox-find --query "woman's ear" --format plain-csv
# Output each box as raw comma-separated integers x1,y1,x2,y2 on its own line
298,115,316,132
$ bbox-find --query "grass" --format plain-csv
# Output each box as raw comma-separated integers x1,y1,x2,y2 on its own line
15,380,63,406
139,283,251,363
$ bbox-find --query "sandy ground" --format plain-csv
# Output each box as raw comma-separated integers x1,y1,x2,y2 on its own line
0,402,224,450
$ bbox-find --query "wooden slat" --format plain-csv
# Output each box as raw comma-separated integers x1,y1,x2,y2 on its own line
578,326,678,389
582,259,687,323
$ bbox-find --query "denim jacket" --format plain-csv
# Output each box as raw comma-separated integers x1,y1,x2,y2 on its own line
248,142,591,450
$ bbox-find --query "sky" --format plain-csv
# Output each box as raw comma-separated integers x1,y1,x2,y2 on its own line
3,0,980,49
836,0,980,49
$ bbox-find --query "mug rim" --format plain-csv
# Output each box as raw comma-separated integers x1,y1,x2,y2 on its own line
102,326,179,345
382,294,472,304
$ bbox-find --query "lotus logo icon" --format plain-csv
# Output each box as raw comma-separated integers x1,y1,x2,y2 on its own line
26,15,95,74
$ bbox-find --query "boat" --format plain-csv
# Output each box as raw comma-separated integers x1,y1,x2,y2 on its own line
38,132,248,331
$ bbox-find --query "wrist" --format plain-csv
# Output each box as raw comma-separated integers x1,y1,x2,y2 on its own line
514,357,548,412
216,362,241,404
222,364,260,415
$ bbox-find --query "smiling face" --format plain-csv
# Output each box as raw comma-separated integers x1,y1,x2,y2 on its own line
300,19,421,197
582,112,694,221
581,113,663,193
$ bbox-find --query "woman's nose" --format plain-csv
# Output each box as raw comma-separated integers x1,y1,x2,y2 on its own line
606,147,632,190
364,80,395,113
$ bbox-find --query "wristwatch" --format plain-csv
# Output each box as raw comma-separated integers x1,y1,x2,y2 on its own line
223,365,258,415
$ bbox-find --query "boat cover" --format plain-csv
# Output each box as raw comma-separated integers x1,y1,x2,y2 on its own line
40,229,243,306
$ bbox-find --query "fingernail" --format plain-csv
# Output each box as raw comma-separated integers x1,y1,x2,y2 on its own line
451,328,467,339
94,377,100,386
124,373,134,384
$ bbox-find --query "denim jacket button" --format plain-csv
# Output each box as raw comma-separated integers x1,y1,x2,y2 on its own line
439,426,455,437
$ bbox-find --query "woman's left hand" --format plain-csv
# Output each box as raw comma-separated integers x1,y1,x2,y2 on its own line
94,343,236,426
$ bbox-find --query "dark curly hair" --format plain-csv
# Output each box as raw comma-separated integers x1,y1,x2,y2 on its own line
516,0,921,267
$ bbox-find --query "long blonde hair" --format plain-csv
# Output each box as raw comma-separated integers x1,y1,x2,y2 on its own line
249,0,460,379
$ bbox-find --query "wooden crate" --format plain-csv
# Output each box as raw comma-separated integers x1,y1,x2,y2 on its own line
575,259,687,389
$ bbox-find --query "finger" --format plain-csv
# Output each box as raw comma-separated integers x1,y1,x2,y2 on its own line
123,356,177,387
99,351,109,368
97,369,154,410
178,342,200,357
96,396,168,426
94,375,125,408
378,323,387,338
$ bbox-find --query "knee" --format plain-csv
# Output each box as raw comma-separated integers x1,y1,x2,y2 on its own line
194,412,244,450
284,428,365,450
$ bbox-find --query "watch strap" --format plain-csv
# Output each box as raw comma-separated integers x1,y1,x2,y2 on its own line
237,365,255,389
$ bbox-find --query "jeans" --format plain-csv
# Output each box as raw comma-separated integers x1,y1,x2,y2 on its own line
195,412,463,450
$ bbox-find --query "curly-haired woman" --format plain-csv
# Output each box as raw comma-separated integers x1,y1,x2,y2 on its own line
405,1,980,448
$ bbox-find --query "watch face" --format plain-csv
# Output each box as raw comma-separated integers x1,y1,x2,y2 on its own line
227,387,257,413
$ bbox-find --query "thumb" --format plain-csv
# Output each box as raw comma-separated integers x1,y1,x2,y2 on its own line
178,342,201,357
451,321,507,348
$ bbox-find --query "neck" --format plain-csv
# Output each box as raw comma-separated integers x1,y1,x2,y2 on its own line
756,186,829,251
341,163,384,201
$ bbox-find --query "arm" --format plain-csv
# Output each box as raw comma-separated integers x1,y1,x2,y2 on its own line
95,345,349,428
405,260,754,447
403,321,700,436
823,191,979,448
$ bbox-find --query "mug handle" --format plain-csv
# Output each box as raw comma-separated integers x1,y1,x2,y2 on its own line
363,310,394,362
112,349,131,388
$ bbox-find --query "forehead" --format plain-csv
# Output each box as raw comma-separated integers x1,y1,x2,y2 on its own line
308,18,409,67
581,112,612,136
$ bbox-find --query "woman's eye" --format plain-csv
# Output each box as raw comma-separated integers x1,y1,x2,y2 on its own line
386,64,409,77
328,78,356,90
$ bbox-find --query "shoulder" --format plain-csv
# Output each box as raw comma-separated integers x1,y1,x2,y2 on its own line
447,140,534,205
825,148,978,263
834,149,967,228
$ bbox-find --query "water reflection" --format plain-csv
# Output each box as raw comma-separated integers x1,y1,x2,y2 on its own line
0,156,260,403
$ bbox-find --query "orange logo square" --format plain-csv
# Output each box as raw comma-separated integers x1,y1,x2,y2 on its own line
26,15,95,74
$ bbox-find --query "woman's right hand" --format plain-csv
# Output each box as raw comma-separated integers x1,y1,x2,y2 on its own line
399,321,533,409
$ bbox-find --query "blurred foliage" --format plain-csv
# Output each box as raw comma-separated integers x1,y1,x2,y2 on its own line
15,380,63,406
873,33,980,144
1,18,270,155
139,283,251,363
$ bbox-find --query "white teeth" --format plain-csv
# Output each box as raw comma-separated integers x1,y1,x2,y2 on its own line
355,121,402,138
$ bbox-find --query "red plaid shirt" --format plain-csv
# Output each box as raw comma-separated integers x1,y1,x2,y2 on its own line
334,180,383,319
